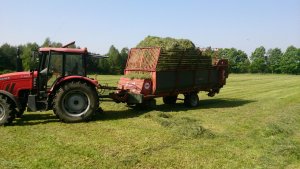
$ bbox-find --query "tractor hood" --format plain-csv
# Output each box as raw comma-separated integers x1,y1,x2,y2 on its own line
0,71,37,96
0,71,33,81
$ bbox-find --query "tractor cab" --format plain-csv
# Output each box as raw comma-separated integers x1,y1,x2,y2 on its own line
28,42,99,112
37,47,88,91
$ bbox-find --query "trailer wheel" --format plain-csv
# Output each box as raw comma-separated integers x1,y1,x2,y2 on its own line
184,93,199,107
53,81,99,123
163,95,177,104
0,95,15,125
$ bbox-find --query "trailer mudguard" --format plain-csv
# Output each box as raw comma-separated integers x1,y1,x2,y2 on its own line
0,90,21,111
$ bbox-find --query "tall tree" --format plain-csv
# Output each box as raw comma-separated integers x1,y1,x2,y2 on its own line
218,48,250,73
42,38,51,47
107,45,121,74
280,46,300,74
42,38,62,47
267,48,282,74
120,47,129,73
0,43,17,72
98,58,110,74
19,43,39,70
250,46,267,73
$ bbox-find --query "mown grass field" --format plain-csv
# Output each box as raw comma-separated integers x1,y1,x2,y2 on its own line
1,74,300,169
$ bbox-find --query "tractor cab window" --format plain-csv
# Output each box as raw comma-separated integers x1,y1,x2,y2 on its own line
65,54,84,76
47,52,63,88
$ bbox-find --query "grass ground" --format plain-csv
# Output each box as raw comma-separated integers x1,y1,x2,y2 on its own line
0,74,300,169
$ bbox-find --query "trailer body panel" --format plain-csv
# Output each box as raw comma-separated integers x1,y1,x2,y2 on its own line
115,47,228,103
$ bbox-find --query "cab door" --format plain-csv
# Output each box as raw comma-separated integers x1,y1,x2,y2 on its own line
46,51,63,89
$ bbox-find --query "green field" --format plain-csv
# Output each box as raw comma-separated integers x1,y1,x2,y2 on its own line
1,74,300,169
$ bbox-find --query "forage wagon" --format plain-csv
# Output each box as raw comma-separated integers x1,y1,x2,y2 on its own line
110,47,228,107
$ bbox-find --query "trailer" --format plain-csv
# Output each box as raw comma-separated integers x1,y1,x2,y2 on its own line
109,47,229,107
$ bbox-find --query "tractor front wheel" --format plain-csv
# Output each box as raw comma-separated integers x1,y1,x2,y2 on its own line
0,96,15,125
53,81,99,123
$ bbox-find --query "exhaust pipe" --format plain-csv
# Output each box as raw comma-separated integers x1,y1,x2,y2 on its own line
16,47,23,72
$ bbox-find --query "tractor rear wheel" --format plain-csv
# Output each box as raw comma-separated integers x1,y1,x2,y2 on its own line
53,81,99,123
184,93,200,107
163,95,178,105
0,96,15,125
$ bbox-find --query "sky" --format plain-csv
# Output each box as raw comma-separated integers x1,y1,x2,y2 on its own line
0,0,299,55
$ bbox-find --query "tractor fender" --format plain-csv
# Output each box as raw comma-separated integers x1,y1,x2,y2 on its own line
0,90,21,111
50,76,99,93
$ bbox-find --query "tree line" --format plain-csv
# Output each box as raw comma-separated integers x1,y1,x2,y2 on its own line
0,38,299,75
0,38,129,75
201,46,300,74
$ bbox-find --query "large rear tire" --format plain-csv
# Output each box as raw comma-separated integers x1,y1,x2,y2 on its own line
0,96,15,125
53,81,99,123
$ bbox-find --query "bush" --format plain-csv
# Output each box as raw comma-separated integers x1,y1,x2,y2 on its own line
0,70,13,75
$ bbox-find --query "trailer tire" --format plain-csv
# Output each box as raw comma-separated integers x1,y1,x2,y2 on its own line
53,81,99,123
163,95,177,104
0,95,15,125
184,93,199,107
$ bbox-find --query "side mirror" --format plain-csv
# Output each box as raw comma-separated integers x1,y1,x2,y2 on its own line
16,48,23,72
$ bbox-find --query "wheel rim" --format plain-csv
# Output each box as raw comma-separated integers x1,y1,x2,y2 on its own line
190,94,199,107
62,90,90,117
0,103,5,121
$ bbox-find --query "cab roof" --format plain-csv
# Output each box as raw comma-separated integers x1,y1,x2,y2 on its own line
39,47,88,54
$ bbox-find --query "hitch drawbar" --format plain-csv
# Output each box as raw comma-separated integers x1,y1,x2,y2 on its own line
98,85,143,104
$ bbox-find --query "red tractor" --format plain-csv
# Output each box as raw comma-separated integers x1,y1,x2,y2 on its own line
0,42,100,125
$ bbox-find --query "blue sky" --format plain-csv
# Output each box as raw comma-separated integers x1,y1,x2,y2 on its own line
0,0,299,55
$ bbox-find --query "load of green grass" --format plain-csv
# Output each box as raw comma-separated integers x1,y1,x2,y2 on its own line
138,36,212,71
125,36,212,79
136,36,196,51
